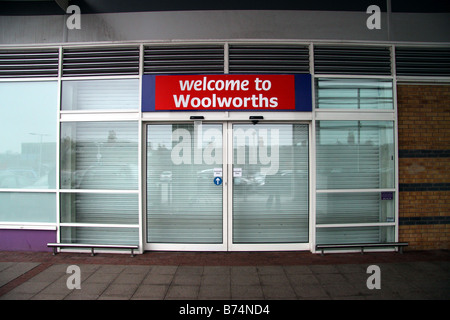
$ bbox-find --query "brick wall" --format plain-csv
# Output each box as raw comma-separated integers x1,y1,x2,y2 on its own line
397,84,450,250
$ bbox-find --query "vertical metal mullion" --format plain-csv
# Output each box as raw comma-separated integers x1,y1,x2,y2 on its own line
309,43,315,76
226,122,234,251
392,45,400,244
309,42,317,252
222,122,229,251
391,45,397,78
222,42,233,245
138,43,144,253
224,43,229,118
224,43,229,74
309,119,316,253
56,45,63,248
142,124,149,251
139,44,144,76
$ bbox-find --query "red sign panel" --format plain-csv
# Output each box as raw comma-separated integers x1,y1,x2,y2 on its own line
153,74,296,111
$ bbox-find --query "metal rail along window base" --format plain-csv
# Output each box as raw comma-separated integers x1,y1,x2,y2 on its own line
47,243,139,257
316,242,408,255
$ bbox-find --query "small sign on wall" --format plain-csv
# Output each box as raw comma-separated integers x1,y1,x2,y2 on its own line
233,168,242,177
381,192,393,200
213,168,223,177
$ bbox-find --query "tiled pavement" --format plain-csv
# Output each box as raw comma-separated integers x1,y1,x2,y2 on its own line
0,250,449,300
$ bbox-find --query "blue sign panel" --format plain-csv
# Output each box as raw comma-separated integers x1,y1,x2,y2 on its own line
214,177,223,186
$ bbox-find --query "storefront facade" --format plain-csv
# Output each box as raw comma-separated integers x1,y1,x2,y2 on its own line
0,3,449,254
0,42,410,254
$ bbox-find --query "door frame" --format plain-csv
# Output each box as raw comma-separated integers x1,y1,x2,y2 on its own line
226,121,311,252
143,120,312,252
143,121,228,252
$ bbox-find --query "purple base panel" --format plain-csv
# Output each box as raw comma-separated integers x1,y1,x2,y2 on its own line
0,229,56,252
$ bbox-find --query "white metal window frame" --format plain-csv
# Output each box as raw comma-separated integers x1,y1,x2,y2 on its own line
1,40,448,253
312,84,398,253
58,84,142,254
56,44,144,253
51,45,142,253
0,76,59,231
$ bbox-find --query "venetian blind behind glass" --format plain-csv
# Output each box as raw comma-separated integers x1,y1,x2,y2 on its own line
61,79,139,110
60,193,139,224
146,124,223,244
59,121,139,245
60,226,139,246
316,192,394,224
315,121,395,245
316,226,395,245
316,78,393,110
316,121,395,190
232,124,309,244
60,121,139,190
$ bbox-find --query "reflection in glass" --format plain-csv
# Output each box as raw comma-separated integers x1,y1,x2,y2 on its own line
316,78,393,110
0,81,57,189
0,193,55,223
316,192,395,224
60,122,138,190
59,121,139,246
316,121,395,190
315,120,396,246
316,226,395,245
60,226,138,245
232,124,309,244
60,193,138,224
146,123,223,244
61,79,139,111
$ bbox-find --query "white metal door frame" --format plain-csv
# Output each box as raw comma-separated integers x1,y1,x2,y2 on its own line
143,119,311,252
226,121,311,252
143,121,228,252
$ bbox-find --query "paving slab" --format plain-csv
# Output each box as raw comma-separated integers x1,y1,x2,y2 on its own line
0,262,40,287
131,284,168,300
0,250,448,301
165,285,199,299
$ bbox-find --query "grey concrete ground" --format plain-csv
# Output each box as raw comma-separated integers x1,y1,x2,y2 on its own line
0,260,449,300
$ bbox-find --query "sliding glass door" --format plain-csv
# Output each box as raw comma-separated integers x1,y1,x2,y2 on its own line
146,123,225,250
230,123,309,250
145,122,310,251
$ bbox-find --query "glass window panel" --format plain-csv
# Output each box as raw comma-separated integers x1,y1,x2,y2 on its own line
0,81,57,189
60,226,138,245
316,192,395,224
60,193,138,224
316,78,393,110
146,123,223,244
61,79,139,111
316,226,395,245
0,192,55,223
232,124,309,244
60,122,138,190
316,121,395,189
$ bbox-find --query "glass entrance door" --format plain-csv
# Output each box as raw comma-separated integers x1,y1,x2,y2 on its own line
145,122,310,251
145,123,226,250
229,123,309,250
